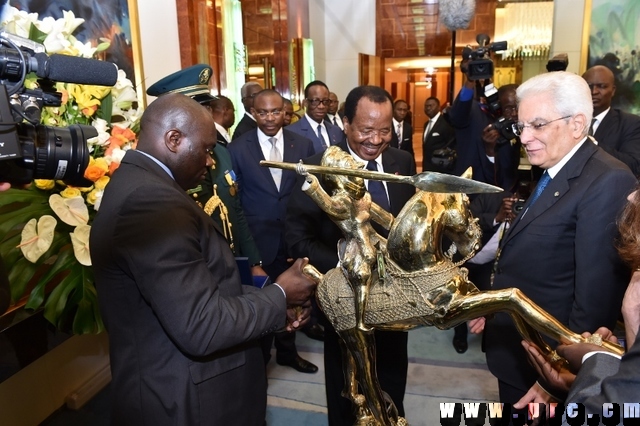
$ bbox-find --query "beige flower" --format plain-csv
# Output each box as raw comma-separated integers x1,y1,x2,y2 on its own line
49,194,89,226
70,224,91,266
18,215,57,263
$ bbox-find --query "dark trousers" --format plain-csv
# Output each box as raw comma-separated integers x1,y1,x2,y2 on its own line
261,253,297,364
322,315,408,425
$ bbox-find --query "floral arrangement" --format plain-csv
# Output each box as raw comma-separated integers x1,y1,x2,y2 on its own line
0,7,142,333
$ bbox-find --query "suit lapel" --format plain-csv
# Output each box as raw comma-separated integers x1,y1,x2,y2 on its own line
381,150,403,214
501,141,598,245
247,132,281,195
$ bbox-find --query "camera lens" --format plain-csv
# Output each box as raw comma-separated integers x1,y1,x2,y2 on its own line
20,123,95,186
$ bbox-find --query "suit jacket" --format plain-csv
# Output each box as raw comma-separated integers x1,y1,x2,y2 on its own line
485,141,636,396
287,115,345,154
285,141,416,424
422,115,456,174
564,327,640,422
231,113,257,140
448,90,520,191
286,140,417,273
390,121,414,157
593,108,640,176
215,128,229,147
228,128,314,266
188,143,261,265
90,150,286,426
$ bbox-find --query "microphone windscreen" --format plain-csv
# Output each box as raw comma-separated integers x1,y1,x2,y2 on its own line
46,54,119,86
440,0,476,31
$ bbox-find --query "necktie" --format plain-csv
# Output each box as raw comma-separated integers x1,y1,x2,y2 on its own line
366,160,390,212
588,118,597,137
317,124,328,149
528,171,551,207
396,122,402,140
333,116,339,127
424,120,433,140
268,137,282,190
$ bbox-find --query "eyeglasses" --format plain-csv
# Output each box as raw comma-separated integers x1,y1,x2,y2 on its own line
513,115,572,136
307,98,332,107
254,109,283,118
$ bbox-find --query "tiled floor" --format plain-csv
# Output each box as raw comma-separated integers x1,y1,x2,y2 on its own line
41,326,498,426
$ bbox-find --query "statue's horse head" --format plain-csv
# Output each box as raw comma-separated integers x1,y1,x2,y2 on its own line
386,169,481,272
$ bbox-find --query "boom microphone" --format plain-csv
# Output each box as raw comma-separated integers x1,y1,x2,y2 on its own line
439,0,476,31
34,53,118,86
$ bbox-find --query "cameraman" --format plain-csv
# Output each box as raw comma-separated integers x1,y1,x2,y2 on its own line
447,59,521,193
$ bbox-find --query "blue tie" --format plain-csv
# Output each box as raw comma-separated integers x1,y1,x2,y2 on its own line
366,160,390,212
528,171,551,207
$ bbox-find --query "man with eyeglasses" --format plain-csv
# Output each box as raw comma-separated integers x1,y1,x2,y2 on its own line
228,89,318,374
232,81,263,140
582,65,640,176
468,71,636,416
287,80,345,153
286,85,415,425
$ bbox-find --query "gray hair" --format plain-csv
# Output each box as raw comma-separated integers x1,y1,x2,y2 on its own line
240,81,262,97
517,71,593,137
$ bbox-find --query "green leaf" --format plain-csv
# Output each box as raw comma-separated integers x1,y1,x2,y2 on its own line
95,42,111,53
43,268,81,330
99,93,113,124
8,257,38,302
27,24,48,44
24,244,75,310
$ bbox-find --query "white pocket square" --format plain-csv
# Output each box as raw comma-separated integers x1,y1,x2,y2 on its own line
432,132,440,136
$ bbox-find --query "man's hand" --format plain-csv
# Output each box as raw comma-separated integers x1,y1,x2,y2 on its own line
468,317,486,334
284,302,312,332
513,381,556,410
0,183,10,191
250,265,268,277
482,124,500,157
556,328,618,374
495,196,516,223
276,257,317,306
521,340,576,396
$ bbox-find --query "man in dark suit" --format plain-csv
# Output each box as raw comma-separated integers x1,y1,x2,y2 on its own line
90,93,315,425
286,85,416,425
448,67,521,191
287,80,345,154
327,91,344,132
232,81,262,140
208,95,235,146
470,71,636,409
228,89,318,373
390,99,414,159
422,96,456,174
583,65,640,176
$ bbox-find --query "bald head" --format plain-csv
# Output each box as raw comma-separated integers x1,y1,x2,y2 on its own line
138,93,216,189
582,65,616,115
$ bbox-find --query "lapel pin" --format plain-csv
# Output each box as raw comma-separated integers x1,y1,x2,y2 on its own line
554,191,559,197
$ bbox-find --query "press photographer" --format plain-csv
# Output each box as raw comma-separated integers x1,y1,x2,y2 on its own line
0,32,118,186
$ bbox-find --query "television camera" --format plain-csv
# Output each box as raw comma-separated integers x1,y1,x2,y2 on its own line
0,32,118,186
461,34,507,81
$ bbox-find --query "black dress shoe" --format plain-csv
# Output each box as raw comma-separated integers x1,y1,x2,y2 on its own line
276,355,318,373
302,324,325,341
452,335,468,354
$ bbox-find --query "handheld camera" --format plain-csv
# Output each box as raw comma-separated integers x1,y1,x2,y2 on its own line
462,34,508,81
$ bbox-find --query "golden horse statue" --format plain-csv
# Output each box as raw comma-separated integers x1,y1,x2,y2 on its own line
262,146,623,426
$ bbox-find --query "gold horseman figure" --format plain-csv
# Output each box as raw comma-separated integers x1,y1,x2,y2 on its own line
262,147,623,426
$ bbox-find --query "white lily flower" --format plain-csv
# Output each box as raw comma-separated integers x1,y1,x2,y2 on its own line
70,224,91,266
61,11,84,35
1,7,39,38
